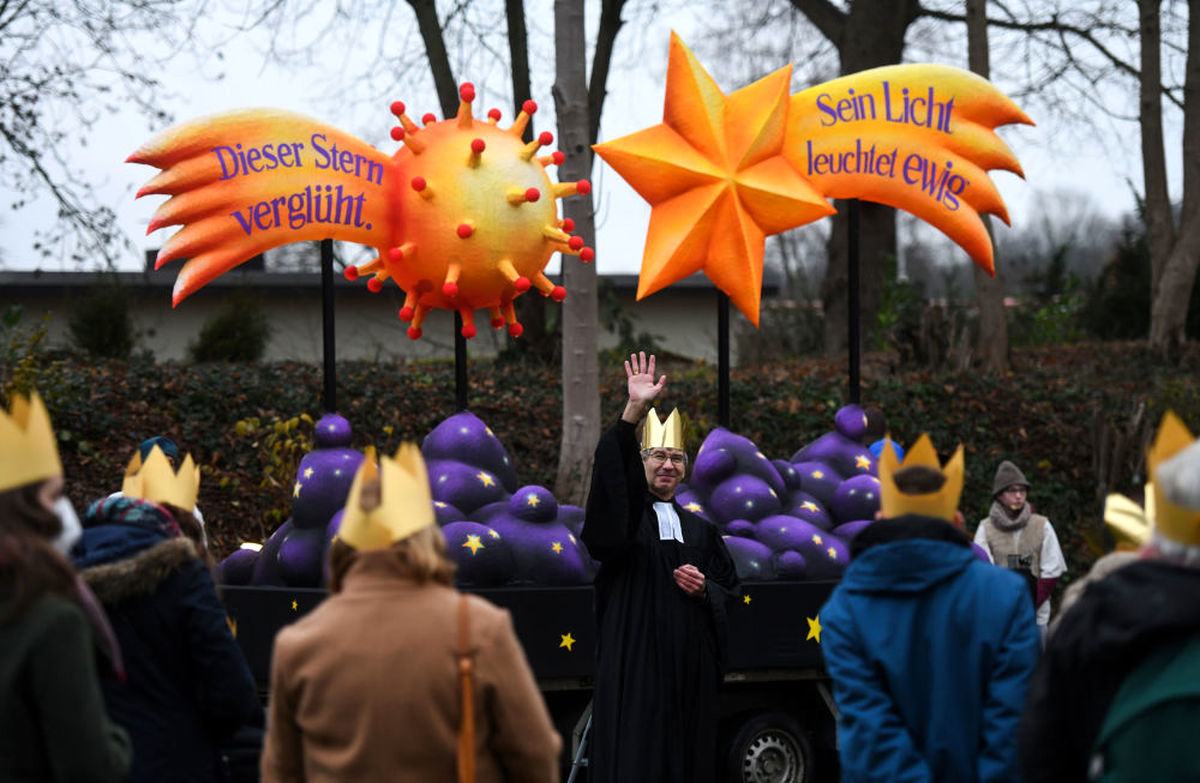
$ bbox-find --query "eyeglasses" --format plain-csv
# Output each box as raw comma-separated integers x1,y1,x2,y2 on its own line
1000,486,1027,495
645,450,687,467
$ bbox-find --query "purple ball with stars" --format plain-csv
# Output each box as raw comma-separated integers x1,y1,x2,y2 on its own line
509,486,558,523
277,526,328,588
557,504,585,536
773,459,805,493
708,475,783,523
674,488,711,522
773,550,808,579
488,513,588,586
784,491,834,532
426,459,509,515
724,519,757,538
468,500,509,525
833,404,869,442
794,432,875,480
795,530,849,579
830,475,882,526
422,412,518,493
291,415,364,531
432,500,466,527
249,520,291,586
722,536,776,581
443,521,516,587
219,546,260,586
694,429,786,498
753,514,827,554
832,519,873,541
689,445,737,497
792,461,843,511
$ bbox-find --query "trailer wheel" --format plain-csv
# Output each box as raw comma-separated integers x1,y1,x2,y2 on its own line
727,710,813,783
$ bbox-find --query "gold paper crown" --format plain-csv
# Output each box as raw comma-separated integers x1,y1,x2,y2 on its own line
0,393,63,493
122,445,201,512
338,443,435,551
641,407,684,451
1103,489,1154,547
878,433,964,522
1147,411,1200,547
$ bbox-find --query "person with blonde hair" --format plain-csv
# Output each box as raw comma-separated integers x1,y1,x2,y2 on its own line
0,393,131,781
261,444,560,783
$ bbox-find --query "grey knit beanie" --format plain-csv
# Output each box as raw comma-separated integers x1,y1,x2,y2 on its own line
992,460,1030,496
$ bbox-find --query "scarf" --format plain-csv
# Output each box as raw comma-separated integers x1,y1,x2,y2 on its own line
989,499,1031,533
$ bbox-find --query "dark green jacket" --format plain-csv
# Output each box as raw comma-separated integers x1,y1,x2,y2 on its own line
1090,632,1200,782
0,586,131,782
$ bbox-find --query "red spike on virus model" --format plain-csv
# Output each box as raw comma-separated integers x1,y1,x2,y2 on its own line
128,83,592,340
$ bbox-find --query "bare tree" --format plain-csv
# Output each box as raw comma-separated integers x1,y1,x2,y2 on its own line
967,0,1008,372
0,0,205,267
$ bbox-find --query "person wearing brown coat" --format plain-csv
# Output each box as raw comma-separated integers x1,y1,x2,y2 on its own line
261,445,561,783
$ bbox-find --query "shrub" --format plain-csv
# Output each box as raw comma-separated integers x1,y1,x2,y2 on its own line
68,281,134,359
189,293,271,362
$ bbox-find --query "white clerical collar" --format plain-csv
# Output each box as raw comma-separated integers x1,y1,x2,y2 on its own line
652,502,684,543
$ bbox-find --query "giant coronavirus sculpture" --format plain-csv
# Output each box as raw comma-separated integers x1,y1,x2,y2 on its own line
129,83,593,339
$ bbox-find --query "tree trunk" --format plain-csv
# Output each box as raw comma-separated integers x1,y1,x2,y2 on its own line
405,0,459,118
790,0,918,354
1146,0,1200,357
553,0,600,505
967,0,1008,373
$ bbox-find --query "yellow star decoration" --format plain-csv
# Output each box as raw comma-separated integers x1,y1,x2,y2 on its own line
560,633,576,652
226,616,237,637
827,547,838,559
487,529,501,539
292,481,302,498
476,472,495,487
526,494,541,507
462,534,484,555
685,502,703,513
551,541,564,554
303,467,314,479
812,534,823,545
291,600,298,611
812,470,825,479
743,594,752,605
801,501,820,513
592,32,832,326
435,501,446,508
855,455,872,470
806,615,822,643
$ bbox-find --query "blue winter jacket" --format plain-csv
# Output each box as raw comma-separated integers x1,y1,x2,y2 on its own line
821,515,1039,783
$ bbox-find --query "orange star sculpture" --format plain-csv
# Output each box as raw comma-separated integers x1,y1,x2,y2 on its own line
595,33,1032,327
593,32,832,326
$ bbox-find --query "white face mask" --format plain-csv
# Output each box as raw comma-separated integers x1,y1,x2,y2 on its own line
51,496,82,555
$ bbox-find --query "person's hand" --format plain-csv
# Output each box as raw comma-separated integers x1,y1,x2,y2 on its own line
673,564,706,598
623,352,666,423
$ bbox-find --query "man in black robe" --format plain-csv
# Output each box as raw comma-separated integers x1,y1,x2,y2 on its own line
582,351,739,783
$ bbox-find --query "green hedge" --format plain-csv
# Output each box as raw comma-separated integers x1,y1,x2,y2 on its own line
11,342,1200,586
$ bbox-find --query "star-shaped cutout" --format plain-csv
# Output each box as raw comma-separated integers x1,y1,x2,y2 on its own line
593,32,832,326
812,534,823,545
526,494,541,507
855,455,872,470
462,535,484,555
743,594,752,605
801,501,820,513
827,547,838,559
476,472,495,487
292,481,302,498
303,467,314,479
551,541,564,554
806,615,822,643
560,633,576,651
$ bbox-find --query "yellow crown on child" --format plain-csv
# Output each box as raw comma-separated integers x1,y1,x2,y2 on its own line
337,443,435,551
0,393,63,493
1147,411,1200,548
641,408,684,452
122,446,201,512
878,433,964,522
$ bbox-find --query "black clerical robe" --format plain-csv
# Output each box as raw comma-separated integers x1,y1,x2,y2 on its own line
581,418,739,783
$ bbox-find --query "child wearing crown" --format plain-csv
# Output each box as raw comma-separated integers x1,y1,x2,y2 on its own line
581,352,739,783
820,434,1039,782
0,394,132,781
1020,412,1200,783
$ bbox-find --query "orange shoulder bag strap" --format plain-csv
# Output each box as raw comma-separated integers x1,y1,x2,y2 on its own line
457,593,476,783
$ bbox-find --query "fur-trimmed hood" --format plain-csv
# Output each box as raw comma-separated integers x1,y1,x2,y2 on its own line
79,537,198,606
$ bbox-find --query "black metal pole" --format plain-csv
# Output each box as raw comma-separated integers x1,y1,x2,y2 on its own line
718,291,730,428
847,199,861,405
320,239,336,413
454,312,468,412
